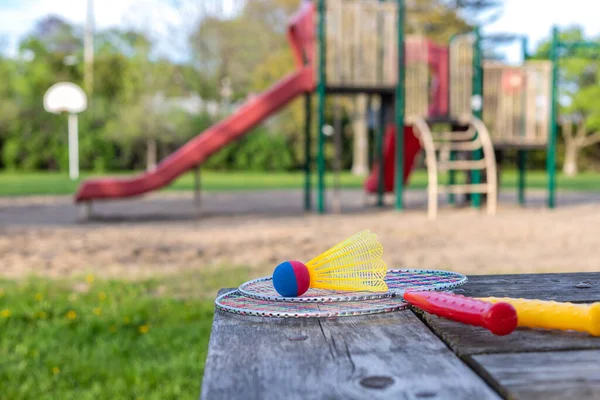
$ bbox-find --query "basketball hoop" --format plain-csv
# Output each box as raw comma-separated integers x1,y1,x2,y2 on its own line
43,82,88,180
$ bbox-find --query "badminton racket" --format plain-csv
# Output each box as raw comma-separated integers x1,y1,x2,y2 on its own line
238,269,517,335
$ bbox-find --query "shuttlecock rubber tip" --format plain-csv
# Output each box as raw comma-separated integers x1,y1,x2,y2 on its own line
272,260,310,297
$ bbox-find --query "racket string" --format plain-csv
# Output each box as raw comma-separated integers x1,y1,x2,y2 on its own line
235,269,468,306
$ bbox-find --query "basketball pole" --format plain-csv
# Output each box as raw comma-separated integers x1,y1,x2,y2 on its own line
68,113,80,180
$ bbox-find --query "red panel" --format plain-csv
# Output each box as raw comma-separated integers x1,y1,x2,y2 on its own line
428,42,449,117
287,1,316,69
364,124,422,194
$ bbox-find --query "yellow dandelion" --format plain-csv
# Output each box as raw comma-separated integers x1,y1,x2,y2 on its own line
1,309,11,318
66,310,77,320
138,324,150,334
109,325,117,333
98,292,106,301
86,274,95,284
52,367,60,375
123,317,130,324
93,307,102,316
35,293,43,301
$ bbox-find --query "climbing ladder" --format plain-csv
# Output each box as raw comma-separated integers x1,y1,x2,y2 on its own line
408,116,497,219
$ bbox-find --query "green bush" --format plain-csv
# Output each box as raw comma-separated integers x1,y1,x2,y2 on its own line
216,127,295,171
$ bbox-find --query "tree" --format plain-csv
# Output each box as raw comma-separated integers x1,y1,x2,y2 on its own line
533,26,600,176
104,34,191,171
0,16,84,171
408,0,504,43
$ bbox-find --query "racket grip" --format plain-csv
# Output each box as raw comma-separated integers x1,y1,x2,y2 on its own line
480,297,600,336
404,291,518,336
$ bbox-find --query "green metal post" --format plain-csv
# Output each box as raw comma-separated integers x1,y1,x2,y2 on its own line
304,93,312,211
394,0,405,210
517,36,529,206
471,27,483,208
448,34,457,205
547,26,559,209
316,0,327,214
376,98,385,206
375,0,385,207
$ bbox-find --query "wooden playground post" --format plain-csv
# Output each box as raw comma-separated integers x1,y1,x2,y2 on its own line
333,97,343,213
394,0,406,211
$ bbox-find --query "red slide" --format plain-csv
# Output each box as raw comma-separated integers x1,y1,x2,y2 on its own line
75,68,314,202
75,1,316,203
364,124,422,193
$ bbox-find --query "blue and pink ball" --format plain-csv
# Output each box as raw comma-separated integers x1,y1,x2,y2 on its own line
272,260,311,297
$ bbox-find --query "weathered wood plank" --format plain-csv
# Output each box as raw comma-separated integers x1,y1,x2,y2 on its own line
459,273,600,303
418,311,600,356
201,289,501,400
471,350,600,400
419,272,600,356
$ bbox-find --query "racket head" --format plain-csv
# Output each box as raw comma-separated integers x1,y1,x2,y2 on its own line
238,268,467,303
215,289,409,318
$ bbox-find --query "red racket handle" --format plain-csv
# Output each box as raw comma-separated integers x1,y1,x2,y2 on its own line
403,291,518,336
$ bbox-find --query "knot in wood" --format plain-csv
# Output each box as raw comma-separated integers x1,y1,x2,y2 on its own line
575,281,593,289
287,334,308,341
415,390,437,398
359,375,394,390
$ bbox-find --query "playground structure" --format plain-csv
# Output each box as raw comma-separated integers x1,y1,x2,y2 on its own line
74,0,573,219
316,0,498,217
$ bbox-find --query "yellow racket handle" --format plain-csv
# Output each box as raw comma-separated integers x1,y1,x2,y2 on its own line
478,297,600,336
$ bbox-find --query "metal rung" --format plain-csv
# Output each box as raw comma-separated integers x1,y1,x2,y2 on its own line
438,160,487,171
434,141,481,151
438,184,490,194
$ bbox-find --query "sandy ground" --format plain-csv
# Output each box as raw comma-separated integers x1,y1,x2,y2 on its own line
1,189,600,280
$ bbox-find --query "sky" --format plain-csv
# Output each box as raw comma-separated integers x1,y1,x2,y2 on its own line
0,0,240,59
1,0,600,62
483,0,600,63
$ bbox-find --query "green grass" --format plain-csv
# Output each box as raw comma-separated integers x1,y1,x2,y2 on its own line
0,267,253,400
0,171,364,197
0,169,599,197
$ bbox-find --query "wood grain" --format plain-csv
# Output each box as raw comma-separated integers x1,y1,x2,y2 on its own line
417,311,600,356
471,350,600,400
201,289,500,400
459,273,600,303
418,272,600,356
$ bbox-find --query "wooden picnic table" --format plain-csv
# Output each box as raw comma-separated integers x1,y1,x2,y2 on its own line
201,272,600,400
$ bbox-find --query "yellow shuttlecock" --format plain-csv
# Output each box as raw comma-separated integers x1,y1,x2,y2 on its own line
272,230,389,297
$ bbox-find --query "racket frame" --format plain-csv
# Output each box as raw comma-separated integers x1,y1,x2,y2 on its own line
237,268,468,303
214,289,410,318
